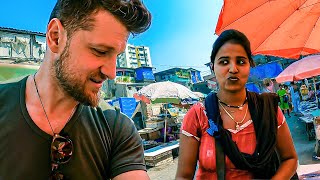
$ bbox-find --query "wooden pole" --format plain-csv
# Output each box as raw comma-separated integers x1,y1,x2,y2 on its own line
313,77,318,105
164,105,167,143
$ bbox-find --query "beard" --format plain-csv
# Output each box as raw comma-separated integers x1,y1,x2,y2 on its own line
52,41,105,107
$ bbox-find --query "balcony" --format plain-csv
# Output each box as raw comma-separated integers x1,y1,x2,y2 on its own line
115,76,135,83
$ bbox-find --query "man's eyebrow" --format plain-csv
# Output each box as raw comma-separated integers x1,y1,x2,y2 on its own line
88,43,115,51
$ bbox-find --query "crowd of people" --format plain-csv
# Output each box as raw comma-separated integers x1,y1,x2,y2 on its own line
262,78,320,118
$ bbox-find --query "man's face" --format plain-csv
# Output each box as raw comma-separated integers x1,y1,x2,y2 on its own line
53,10,129,107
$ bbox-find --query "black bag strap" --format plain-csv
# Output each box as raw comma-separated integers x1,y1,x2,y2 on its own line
205,92,225,180
215,139,225,180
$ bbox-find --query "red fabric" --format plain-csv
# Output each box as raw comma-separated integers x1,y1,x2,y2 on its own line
181,103,284,180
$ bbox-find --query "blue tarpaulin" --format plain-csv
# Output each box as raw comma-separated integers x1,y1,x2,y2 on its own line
246,82,261,93
249,62,283,82
135,67,155,81
246,62,283,93
191,71,203,83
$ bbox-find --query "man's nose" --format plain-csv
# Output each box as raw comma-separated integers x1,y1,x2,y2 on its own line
100,57,117,80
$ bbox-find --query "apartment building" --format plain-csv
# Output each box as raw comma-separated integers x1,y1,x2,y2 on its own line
117,44,152,68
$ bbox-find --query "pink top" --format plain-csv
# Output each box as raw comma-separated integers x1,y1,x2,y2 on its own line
181,103,285,180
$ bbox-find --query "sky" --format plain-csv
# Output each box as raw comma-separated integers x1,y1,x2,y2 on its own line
0,0,223,75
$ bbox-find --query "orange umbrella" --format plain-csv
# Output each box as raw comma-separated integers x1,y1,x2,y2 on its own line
216,0,320,59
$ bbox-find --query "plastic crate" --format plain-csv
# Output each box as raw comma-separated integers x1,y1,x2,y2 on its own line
112,97,137,118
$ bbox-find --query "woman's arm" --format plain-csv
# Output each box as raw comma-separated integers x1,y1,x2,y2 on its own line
272,122,298,180
176,134,200,180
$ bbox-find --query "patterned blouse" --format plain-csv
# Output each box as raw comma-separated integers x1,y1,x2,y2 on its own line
181,103,285,180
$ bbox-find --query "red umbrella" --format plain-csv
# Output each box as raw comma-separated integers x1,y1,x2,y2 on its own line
216,0,320,59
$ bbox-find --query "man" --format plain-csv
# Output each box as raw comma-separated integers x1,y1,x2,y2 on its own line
0,0,151,179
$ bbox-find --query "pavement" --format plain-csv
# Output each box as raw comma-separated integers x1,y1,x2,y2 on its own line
146,113,320,180
147,158,178,180
286,114,320,165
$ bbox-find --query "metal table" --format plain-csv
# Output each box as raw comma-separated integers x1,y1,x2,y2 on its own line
299,116,316,141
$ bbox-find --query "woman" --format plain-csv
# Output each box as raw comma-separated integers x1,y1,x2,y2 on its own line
277,84,291,117
176,29,297,179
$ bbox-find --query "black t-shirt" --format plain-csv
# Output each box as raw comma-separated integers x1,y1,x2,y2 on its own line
0,76,146,180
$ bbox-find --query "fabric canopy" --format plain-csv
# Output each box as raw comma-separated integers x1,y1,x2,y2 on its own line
216,0,320,59
249,62,283,82
276,54,320,83
246,82,261,93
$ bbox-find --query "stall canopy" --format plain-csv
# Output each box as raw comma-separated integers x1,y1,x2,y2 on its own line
246,82,261,93
215,0,320,59
249,62,283,82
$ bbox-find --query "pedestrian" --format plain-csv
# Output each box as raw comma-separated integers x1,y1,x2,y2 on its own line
300,83,309,101
0,0,151,179
290,82,302,116
277,84,291,117
261,78,272,93
176,29,298,179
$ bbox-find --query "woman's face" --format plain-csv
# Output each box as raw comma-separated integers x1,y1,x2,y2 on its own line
213,42,251,93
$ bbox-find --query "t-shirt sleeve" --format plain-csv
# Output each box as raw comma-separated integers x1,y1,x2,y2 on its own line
181,103,203,141
277,106,285,128
107,111,146,178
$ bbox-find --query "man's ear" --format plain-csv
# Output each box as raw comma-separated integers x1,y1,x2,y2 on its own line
46,18,66,53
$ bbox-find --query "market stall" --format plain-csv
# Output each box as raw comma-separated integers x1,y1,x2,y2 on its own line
299,101,318,140
133,81,199,166
275,55,320,159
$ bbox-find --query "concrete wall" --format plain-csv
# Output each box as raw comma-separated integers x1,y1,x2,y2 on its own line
0,30,46,61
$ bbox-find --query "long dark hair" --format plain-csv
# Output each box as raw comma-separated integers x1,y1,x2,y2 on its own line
211,29,255,67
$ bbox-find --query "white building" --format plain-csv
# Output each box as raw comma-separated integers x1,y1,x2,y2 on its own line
117,44,152,68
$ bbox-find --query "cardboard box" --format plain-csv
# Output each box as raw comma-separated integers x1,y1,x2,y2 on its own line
138,128,161,140
146,120,164,129
139,133,148,140
146,104,162,118
148,130,160,140
145,150,173,167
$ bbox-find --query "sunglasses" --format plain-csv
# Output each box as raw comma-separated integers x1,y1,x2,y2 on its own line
50,134,73,180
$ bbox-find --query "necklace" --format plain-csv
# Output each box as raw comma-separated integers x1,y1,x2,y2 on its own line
218,101,248,131
33,73,77,135
218,97,247,111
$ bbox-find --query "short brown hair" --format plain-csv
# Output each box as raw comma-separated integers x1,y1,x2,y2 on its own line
49,0,151,37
